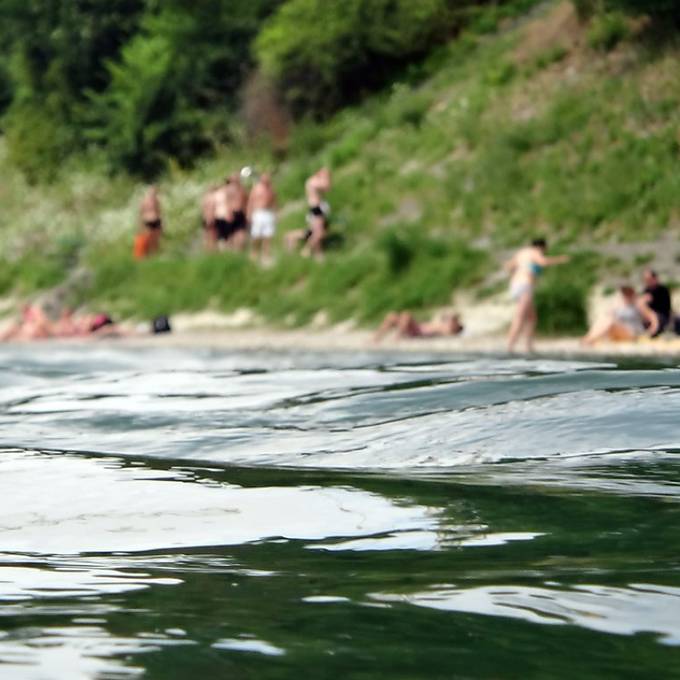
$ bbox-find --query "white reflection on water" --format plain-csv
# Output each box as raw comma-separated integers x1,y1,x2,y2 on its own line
372,582,680,644
0,626,193,680
0,566,180,601
212,636,286,656
0,450,439,554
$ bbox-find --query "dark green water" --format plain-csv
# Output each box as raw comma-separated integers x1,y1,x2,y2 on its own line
2,347,680,678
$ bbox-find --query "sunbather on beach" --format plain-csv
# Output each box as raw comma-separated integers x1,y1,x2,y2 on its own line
375,311,463,341
582,285,658,345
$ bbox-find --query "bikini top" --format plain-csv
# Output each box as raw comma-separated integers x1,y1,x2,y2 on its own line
528,262,544,276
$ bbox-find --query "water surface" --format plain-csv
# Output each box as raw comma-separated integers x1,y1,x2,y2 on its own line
2,345,680,678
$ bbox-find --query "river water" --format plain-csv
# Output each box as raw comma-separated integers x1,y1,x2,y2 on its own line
2,345,680,678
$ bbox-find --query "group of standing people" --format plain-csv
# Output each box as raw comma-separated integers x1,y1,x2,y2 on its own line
134,167,332,265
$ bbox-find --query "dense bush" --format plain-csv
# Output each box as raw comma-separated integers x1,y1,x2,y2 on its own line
86,0,284,175
255,0,464,117
0,0,283,177
575,0,680,23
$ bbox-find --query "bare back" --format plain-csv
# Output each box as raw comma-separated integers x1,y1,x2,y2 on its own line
305,169,330,207
140,190,161,223
201,190,216,224
227,182,247,213
213,185,230,220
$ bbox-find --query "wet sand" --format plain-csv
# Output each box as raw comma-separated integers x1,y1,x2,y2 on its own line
110,326,680,359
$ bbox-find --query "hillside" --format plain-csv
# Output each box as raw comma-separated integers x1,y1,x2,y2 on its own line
1,0,679,334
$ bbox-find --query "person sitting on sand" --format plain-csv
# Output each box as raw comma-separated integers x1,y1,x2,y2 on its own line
375,311,463,341
285,167,331,260
134,185,163,259
641,269,672,337
505,238,569,353
582,285,659,345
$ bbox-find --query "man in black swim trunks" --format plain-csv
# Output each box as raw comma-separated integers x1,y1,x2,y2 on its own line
284,167,331,260
641,269,672,337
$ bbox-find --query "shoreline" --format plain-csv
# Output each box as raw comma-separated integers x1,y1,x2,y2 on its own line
6,326,678,360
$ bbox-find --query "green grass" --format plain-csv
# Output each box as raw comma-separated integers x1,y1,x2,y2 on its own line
0,0,678,332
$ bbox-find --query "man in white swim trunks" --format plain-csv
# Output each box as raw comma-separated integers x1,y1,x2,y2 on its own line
247,172,277,265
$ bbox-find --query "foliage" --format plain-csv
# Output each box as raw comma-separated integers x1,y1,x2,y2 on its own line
587,11,629,50
535,254,600,335
255,0,464,117
575,0,680,23
1,0,680,336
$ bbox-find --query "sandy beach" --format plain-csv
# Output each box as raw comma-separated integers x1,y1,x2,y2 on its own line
101,324,680,359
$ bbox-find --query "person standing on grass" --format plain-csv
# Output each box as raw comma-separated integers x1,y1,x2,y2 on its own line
247,172,277,265
225,173,249,251
505,238,569,353
134,185,163,259
285,167,331,260
201,185,218,250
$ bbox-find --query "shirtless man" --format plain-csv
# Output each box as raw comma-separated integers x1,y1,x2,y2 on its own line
212,179,232,249
137,185,163,257
247,172,277,265
285,167,331,260
201,186,218,250
226,173,249,251
213,174,248,251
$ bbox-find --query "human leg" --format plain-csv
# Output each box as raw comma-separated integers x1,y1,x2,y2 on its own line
524,302,537,352
507,292,532,352
374,312,400,341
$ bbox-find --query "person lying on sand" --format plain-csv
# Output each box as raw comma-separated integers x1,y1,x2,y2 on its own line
374,311,463,342
1,306,128,342
0,304,52,341
582,285,658,346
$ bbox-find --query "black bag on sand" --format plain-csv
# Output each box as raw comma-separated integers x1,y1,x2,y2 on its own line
151,315,172,334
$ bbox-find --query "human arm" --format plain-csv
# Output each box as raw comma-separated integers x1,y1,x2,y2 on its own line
535,253,570,267
638,299,659,337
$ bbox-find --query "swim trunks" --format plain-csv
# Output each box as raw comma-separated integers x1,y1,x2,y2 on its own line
90,314,114,333
215,218,231,241
231,210,247,232
251,209,276,239
144,219,162,230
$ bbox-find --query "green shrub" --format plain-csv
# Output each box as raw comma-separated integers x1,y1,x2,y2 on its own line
3,103,77,183
535,254,600,335
587,12,629,51
255,0,461,117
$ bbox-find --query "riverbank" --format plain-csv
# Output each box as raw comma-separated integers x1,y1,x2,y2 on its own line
3,324,677,360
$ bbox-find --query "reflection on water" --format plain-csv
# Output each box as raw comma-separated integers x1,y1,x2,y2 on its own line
372,583,680,644
1,346,680,677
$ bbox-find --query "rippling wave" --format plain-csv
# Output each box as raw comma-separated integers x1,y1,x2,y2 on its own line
2,345,680,678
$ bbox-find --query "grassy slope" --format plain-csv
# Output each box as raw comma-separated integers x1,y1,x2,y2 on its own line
1,0,679,332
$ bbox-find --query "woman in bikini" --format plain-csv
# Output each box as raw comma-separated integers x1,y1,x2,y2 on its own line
505,238,569,353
